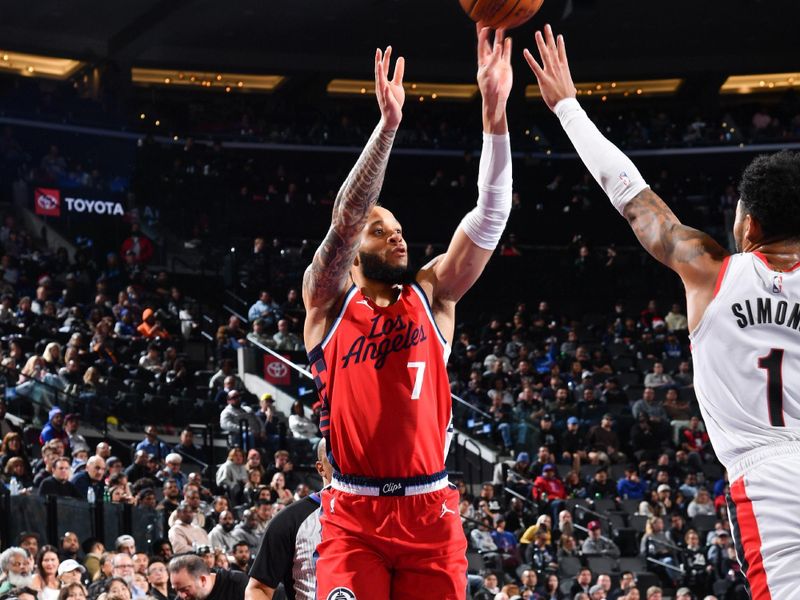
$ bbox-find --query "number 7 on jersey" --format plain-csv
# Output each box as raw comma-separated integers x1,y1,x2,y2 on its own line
408,361,426,400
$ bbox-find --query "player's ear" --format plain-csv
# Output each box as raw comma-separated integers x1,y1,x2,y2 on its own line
743,212,763,244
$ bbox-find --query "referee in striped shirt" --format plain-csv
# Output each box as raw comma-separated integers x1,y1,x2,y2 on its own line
245,439,332,600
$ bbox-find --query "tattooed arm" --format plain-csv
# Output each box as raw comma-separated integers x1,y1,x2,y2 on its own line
303,47,405,348
623,189,728,284
525,25,728,330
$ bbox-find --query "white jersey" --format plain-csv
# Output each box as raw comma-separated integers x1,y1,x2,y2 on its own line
690,252,800,471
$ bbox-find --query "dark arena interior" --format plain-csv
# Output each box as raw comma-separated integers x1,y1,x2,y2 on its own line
0,1,799,599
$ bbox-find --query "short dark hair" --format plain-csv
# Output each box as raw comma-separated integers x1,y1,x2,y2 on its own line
232,542,250,552
168,554,209,577
739,150,800,240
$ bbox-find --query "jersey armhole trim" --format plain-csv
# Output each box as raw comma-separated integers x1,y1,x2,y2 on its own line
712,255,732,299
409,281,448,347
317,285,358,352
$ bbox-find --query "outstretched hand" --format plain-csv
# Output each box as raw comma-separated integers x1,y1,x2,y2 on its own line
523,24,577,112
375,46,405,130
476,25,513,132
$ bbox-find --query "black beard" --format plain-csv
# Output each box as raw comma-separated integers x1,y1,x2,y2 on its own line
358,251,411,285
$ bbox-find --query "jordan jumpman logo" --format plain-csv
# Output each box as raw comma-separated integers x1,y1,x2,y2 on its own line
440,501,456,518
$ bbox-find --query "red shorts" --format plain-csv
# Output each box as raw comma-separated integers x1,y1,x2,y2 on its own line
315,485,467,600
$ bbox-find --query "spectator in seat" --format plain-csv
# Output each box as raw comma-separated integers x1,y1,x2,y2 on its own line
587,467,618,499
665,304,688,332
632,388,669,432
137,308,169,339
608,572,636,600
173,429,205,464
561,416,588,469
38,457,80,498
208,360,243,394
644,363,675,388
581,520,620,558
136,426,170,461
157,454,186,490
617,466,648,500
231,509,261,550
673,360,694,387
272,319,303,352
246,319,274,348
687,487,715,518
31,545,60,600
207,510,237,553
570,568,593,598
167,502,209,555
287,401,319,445
248,291,280,328
587,413,626,464
215,447,247,491
0,547,33,592
219,390,263,447
40,407,69,447
71,455,105,500
145,561,170,600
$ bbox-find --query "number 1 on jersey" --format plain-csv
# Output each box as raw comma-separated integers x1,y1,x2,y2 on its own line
408,361,426,400
758,348,785,427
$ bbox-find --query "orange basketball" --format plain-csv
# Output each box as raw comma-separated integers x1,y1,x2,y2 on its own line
459,0,545,29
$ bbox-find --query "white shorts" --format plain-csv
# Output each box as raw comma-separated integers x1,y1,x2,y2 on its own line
727,441,800,600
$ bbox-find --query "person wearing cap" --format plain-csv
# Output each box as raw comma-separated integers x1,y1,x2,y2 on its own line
588,583,606,600
137,308,169,339
587,467,618,500
168,501,210,555
561,415,589,468
39,408,69,447
158,453,187,491
57,559,85,586
573,370,599,403
532,464,567,522
581,520,620,558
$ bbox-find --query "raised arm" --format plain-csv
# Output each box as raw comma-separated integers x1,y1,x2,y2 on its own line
302,48,405,339
425,26,514,304
523,26,728,308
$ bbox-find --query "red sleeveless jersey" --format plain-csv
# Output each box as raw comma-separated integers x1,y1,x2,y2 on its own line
308,283,454,479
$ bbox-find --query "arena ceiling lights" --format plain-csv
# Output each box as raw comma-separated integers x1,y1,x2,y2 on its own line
0,50,84,79
525,78,683,101
720,73,800,95
327,79,479,101
131,68,285,93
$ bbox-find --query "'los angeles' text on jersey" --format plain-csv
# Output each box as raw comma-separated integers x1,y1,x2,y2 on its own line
308,283,454,480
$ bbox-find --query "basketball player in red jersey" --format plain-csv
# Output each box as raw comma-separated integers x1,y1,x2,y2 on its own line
526,24,800,600
303,27,513,600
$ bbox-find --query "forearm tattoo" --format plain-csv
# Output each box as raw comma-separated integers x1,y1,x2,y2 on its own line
303,124,396,304
624,189,726,266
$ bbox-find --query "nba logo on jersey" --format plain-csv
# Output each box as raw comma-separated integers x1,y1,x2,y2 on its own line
326,588,357,600
772,274,783,294
619,172,631,187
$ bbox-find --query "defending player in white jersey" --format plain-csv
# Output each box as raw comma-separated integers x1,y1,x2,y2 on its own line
525,24,800,600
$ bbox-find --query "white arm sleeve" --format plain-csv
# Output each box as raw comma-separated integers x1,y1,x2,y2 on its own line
458,132,513,250
555,98,649,215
